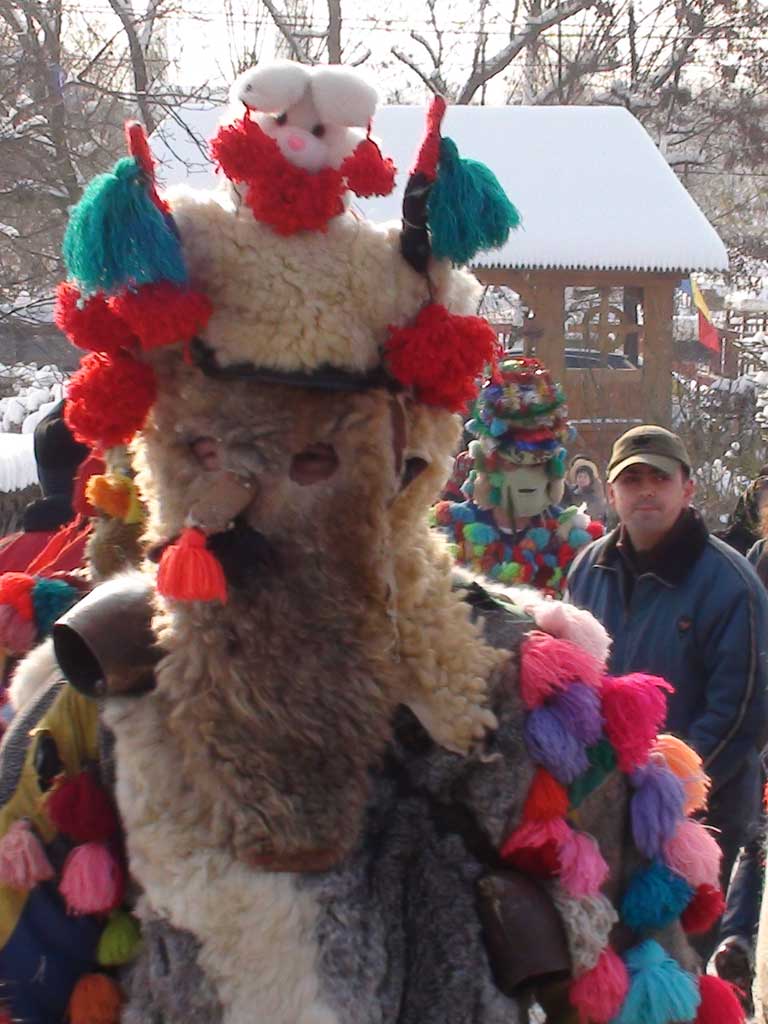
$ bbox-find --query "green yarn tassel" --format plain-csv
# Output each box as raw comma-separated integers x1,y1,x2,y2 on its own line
428,137,521,266
97,910,142,966
63,157,187,295
569,739,617,808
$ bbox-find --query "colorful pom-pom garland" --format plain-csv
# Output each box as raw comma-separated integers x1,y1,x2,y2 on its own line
432,500,603,594
498,628,730,1024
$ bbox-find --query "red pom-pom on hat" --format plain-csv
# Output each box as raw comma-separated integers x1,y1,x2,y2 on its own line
341,137,396,198
65,352,157,449
55,283,136,356
680,883,726,934
695,975,746,1023
109,283,212,351
385,303,499,412
157,527,228,604
45,770,119,843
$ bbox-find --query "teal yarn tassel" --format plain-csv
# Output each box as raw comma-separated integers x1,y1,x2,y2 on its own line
32,578,79,638
610,940,700,1024
428,137,521,265
63,157,188,294
621,861,694,932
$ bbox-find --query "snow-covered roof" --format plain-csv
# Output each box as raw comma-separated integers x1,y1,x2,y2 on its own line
0,433,37,492
151,102,728,274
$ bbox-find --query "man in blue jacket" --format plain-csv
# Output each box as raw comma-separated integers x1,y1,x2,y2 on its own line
566,425,768,946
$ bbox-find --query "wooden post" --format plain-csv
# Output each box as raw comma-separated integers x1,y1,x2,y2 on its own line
641,281,674,426
529,279,566,383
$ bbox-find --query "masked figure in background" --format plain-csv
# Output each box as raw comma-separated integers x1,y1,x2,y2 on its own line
434,357,604,594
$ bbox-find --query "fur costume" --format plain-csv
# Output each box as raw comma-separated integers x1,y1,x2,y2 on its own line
0,61,732,1024
434,357,604,594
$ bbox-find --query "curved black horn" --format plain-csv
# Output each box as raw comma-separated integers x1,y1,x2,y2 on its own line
400,171,433,276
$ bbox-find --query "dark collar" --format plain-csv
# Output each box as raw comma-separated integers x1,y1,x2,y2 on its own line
596,507,709,585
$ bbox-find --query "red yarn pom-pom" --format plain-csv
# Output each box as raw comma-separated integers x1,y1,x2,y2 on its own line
681,884,726,934
59,842,124,915
385,303,499,412
0,572,35,621
523,768,570,822
500,817,569,878
586,521,605,540
45,771,118,843
695,975,745,1024
569,947,629,1023
601,672,672,773
157,527,228,604
0,819,55,890
67,972,123,1024
110,283,212,351
341,137,397,198
54,283,135,356
65,352,157,449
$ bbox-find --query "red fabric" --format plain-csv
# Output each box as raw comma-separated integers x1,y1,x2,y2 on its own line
110,283,212,351
24,518,91,576
65,352,157,449
413,95,446,179
340,137,396,198
211,116,346,235
385,303,499,412
695,975,745,1023
72,454,107,519
698,311,721,354
54,283,136,356
0,532,59,574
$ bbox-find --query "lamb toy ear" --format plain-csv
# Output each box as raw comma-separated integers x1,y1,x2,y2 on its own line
230,61,311,112
311,66,378,128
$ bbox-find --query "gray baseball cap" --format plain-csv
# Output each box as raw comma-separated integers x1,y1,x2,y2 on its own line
607,425,691,484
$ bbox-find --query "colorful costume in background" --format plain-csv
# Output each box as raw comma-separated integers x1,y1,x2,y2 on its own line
0,60,746,1024
434,357,604,594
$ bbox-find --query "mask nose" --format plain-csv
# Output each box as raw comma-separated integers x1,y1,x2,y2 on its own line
287,133,306,152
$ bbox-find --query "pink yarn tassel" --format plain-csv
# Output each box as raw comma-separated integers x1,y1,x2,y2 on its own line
569,947,630,1023
0,605,37,655
520,631,602,709
59,842,124,914
663,819,722,889
0,819,54,890
559,830,610,898
601,673,672,772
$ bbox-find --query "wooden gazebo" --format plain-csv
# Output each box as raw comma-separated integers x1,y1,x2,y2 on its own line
152,102,729,460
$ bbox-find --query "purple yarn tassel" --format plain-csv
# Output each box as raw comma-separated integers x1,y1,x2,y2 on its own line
549,682,603,745
630,760,686,859
525,705,589,783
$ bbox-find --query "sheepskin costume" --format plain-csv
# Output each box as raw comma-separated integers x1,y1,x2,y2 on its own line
35,62,738,1024
434,356,605,594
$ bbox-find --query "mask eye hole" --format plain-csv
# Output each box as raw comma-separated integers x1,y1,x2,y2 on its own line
275,112,288,126
311,124,326,138
191,437,220,470
402,457,428,490
290,444,338,485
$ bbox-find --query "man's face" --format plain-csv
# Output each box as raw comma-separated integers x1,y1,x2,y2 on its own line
607,462,694,549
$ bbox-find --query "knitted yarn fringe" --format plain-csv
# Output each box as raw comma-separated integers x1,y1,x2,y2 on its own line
653,734,710,814
157,527,228,604
569,946,629,1023
601,673,671,772
45,770,118,843
97,910,142,966
612,940,700,1024
694,975,745,1024
620,860,694,932
67,973,122,1024
59,842,124,915
663,819,722,890
629,759,686,859
519,631,602,709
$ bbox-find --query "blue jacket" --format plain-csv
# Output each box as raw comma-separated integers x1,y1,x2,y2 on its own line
566,513,768,796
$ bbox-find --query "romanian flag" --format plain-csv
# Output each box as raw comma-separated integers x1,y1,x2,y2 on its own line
683,277,721,353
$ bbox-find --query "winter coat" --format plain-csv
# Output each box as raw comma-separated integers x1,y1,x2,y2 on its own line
566,510,768,799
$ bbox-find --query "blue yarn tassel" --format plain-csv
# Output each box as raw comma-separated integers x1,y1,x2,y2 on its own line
611,940,701,1024
63,157,188,294
620,860,694,932
32,578,79,638
428,137,521,265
